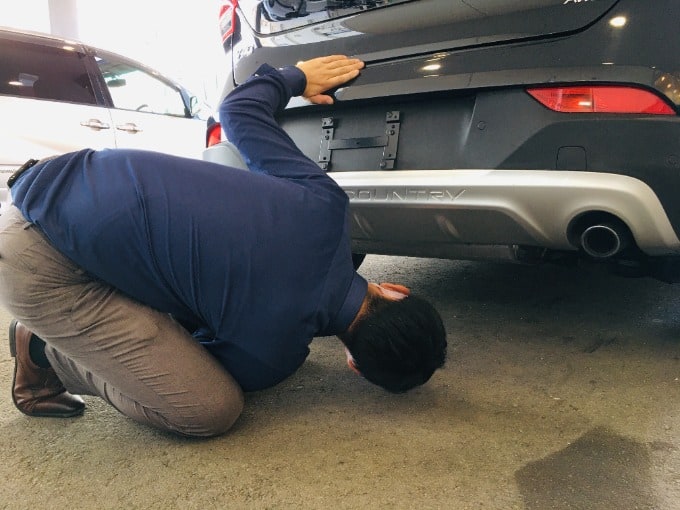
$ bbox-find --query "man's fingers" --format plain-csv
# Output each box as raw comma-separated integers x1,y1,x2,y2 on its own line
308,94,335,105
323,62,364,86
320,54,357,65
297,55,365,100
328,57,364,72
327,68,361,87
330,58,364,70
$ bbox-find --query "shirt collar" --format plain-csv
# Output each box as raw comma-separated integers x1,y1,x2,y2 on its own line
329,272,368,334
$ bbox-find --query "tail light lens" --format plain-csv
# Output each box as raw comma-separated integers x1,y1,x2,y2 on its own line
206,122,222,147
219,1,239,47
527,86,676,115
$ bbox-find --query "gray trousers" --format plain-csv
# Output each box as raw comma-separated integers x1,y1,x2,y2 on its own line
0,206,243,437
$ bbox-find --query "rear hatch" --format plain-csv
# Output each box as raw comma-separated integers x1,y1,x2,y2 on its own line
230,0,621,84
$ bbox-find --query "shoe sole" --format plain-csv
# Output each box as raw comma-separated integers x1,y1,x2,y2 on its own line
9,320,85,418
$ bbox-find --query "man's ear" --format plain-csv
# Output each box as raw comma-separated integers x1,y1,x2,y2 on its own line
345,348,362,375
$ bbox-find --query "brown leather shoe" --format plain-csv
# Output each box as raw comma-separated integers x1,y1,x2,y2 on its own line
9,320,85,418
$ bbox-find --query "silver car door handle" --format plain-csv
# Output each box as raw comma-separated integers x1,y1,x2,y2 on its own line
80,119,111,130
115,123,143,134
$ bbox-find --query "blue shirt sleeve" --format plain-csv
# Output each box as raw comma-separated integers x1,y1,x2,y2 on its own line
219,64,334,184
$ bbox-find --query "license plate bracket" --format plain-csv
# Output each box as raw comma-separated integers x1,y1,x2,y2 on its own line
318,111,401,170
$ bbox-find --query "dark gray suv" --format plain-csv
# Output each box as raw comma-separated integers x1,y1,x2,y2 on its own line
204,0,680,281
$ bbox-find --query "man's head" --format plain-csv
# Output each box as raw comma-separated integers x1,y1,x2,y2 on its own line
339,283,447,393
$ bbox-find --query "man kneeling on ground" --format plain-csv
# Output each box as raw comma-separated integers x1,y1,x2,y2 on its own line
0,55,447,437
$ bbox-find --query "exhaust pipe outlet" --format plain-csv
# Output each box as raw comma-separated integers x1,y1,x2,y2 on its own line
580,222,630,259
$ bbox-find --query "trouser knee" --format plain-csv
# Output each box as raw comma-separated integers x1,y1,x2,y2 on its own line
170,390,245,438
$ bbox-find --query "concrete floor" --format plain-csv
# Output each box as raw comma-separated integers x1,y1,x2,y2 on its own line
0,255,678,509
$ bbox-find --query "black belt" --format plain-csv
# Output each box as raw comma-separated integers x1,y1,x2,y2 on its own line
7,158,40,188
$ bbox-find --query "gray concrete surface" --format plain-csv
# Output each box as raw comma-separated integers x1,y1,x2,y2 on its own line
0,255,678,509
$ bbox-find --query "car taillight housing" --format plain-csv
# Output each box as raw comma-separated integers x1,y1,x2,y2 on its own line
527,86,676,115
219,1,239,50
206,122,222,147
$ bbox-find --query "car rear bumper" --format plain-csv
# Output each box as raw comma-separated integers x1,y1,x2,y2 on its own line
330,169,680,258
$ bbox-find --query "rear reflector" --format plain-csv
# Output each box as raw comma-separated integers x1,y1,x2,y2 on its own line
206,122,222,147
527,86,676,115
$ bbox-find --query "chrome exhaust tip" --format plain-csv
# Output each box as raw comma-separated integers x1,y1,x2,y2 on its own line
580,223,629,259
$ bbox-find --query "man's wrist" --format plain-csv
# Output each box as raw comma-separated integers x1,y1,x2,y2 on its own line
251,63,307,97
278,66,307,97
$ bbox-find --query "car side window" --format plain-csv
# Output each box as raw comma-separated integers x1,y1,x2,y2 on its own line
0,38,96,104
95,51,188,117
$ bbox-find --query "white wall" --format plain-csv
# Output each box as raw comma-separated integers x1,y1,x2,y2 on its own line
0,0,51,32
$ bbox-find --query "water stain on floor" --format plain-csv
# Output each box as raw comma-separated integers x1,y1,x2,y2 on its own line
516,427,657,510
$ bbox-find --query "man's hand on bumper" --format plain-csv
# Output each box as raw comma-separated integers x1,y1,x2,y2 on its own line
296,55,365,105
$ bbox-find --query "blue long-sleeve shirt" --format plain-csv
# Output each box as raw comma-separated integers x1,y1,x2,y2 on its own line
10,64,367,391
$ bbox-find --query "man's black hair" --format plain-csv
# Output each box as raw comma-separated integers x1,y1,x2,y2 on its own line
342,294,447,393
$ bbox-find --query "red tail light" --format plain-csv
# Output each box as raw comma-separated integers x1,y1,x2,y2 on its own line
219,1,239,44
527,86,676,115
206,122,222,147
